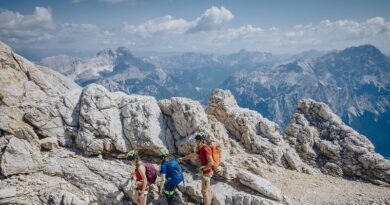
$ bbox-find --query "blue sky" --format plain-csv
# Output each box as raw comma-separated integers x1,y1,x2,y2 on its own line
1,0,390,59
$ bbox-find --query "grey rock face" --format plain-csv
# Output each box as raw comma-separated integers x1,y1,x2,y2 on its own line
1,137,43,176
208,89,306,172
76,84,129,155
284,99,390,185
159,97,210,155
24,89,81,147
0,41,80,137
121,94,175,154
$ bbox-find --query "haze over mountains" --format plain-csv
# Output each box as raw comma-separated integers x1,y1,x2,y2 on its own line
41,45,390,157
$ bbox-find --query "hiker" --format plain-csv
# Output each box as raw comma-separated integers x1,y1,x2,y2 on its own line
127,150,149,205
158,147,184,205
178,132,214,205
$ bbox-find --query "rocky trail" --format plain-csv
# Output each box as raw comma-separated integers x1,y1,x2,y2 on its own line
0,40,389,205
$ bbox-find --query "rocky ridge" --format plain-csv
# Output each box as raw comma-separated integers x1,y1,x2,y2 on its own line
1,41,389,205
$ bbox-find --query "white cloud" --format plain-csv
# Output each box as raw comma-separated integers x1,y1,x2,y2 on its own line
187,6,234,33
0,7,115,53
209,17,390,53
123,16,193,38
0,7,55,43
123,6,234,38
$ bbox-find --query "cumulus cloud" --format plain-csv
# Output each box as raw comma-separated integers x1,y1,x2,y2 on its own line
0,7,55,43
0,7,115,54
187,6,234,33
123,16,192,38
124,6,234,38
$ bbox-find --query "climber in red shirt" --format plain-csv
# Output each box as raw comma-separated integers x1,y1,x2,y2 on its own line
127,150,149,205
179,132,214,205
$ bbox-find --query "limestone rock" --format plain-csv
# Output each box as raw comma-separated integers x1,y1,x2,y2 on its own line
284,99,390,185
0,187,16,199
76,84,130,155
0,41,80,138
121,94,175,154
44,148,129,204
208,89,302,169
238,170,283,201
24,89,81,147
212,182,281,205
170,97,209,137
159,97,210,155
40,137,59,150
1,137,43,176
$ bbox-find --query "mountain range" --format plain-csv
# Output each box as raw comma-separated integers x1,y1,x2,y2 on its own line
41,45,390,157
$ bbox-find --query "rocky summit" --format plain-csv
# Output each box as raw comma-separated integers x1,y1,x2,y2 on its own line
1,41,389,205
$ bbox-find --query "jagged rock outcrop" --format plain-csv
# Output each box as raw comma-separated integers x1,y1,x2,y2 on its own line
24,89,81,147
76,84,129,155
284,99,390,185
159,97,212,155
120,93,175,154
208,89,309,173
0,41,80,137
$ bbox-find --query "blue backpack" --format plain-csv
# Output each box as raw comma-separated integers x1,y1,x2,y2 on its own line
165,159,184,185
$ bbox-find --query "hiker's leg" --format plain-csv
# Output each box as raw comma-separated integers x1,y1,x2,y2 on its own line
164,183,176,205
132,193,140,205
166,195,174,205
139,194,147,205
202,178,212,205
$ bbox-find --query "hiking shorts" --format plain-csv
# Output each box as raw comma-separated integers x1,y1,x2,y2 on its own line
164,178,181,190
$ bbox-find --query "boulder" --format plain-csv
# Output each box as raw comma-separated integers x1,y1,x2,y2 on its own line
159,97,211,155
76,84,130,155
212,182,281,205
170,97,209,137
238,170,283,201
121,94,175,153
0,137,43,176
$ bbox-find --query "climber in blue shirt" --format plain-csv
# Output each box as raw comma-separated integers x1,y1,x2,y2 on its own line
158,147,184,205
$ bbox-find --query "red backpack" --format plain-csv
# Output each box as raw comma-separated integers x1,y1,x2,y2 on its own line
143,163,157,184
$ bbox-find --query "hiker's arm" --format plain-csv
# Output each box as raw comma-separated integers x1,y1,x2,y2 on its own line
205,154,214,169
138,165,148,193
159,174,166,194
179,153,197,161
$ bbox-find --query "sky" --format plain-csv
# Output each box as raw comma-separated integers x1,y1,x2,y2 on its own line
1,0,390,59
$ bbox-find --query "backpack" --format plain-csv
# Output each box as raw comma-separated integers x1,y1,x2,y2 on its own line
166,160,184,184
210,144,222,170
143,163,157,184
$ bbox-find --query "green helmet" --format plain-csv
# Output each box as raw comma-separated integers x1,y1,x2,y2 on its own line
159,147,169,157
127,150,137,160
195,131,205,141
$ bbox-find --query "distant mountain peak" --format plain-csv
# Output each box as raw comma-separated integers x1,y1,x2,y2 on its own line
115,46,133,57
338,44,385,58
96,48,115,58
